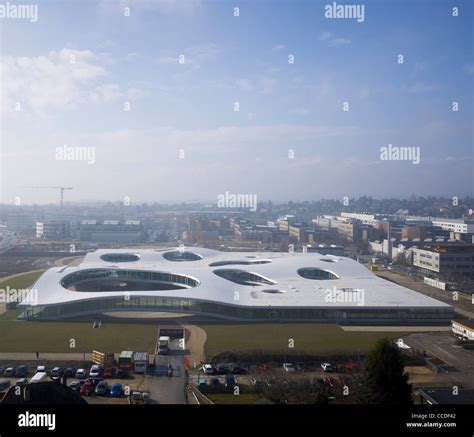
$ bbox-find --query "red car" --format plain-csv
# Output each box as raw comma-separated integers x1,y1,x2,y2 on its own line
80,381,95,396
103,368,115,378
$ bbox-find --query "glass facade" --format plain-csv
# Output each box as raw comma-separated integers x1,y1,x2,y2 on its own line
213,269,277,286
16,296,455,323
297,267,339,280
162,251,203,261
61,269,200,290
100,253,140,262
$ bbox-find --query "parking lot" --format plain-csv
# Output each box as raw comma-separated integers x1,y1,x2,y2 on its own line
0,336,187,404
404,332,474,389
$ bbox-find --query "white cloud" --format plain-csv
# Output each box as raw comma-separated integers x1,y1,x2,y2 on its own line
319,32,351,47
0,48,141,115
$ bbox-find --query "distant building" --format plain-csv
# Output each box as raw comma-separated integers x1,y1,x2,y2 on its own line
451,319,474,341
79,219,144,243
6,213,38,235
402,226,426,240
413,245,474,279
305,244,344,256
36,221,70,240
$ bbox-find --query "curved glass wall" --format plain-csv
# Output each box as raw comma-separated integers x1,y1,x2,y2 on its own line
209,260,272,267
16,296,455,323
162,251,203,262
61,269,200,291
213,269,277,286
297,267,339,280
100,253,140,263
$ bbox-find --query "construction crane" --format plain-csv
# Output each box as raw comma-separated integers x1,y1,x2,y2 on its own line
22,186,73,208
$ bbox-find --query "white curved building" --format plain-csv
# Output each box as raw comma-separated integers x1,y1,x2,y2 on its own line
17,248,453,324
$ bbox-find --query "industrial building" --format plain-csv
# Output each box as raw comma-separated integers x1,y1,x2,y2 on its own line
413,245,474,279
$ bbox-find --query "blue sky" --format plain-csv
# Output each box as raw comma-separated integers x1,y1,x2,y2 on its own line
0,0,472,204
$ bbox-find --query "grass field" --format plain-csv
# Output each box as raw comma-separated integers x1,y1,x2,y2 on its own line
200,323,412,356
0,270,45,290
0,319,157,353
206,393,262,404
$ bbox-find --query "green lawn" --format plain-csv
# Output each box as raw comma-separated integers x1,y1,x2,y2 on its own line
206,393,263,404
0,320,157,353
200,323,411,356
0,270,45,290
0,270,158,353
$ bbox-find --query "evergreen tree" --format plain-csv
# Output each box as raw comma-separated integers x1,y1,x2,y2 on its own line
360,337,413,405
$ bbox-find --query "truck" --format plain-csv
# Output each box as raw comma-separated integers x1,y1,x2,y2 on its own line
157,336,170,355
133,352,149,374
118,351,134,370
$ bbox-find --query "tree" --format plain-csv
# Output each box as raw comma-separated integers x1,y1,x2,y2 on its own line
359,337,413,405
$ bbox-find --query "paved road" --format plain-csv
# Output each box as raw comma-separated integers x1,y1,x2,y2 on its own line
146,339,186,404
404,332,474,389
0,352,93,361
376,270,474,318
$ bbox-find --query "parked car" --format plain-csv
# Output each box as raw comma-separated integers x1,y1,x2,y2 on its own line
80,381,95,396
15,378,28,387
111,383,123,397
296,362,306,372
69,381,82,391
103,367,115,378
89,365,101,377
15,365,27,377
36,365,46,373
230,363,244,374
50,367,63,379
95,380,110,396
0,380,12,391
115,369,127,378
75,368,86,379
4,367,15,377
321,362,333,372
215,364,229,374
64,368,75,377
202,364,214,375
85,377,104,387
283,363,296,373
197,379,207,388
